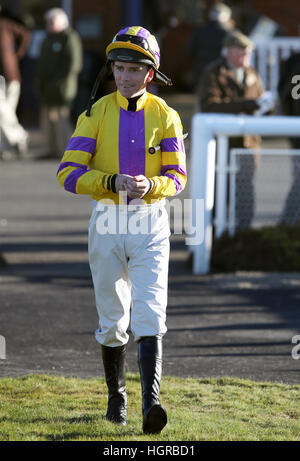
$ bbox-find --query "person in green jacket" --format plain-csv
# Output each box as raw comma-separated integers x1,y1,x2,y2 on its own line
36,8,83,158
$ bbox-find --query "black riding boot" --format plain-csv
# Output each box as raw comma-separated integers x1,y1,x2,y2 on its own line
101,344,127,425
138,336,167,434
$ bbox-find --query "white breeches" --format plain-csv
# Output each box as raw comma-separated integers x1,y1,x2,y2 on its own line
88,201,170,347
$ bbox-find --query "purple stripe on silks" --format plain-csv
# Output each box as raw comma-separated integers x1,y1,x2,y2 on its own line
165,173,183,195
65,136,96,156
56,161,86,176
64,166,90,194
160,137,185,153
161,164,187,176
119,108,145,176
119,108,146,204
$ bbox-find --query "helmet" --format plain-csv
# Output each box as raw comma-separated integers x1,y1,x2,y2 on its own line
106,26,172,86
86,26,172,116
106,26,161,69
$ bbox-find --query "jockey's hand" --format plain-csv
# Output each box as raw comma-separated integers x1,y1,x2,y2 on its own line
125,175,152,199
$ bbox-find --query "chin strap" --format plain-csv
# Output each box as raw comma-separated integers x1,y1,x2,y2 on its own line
86,65,108,117
154,68,173,87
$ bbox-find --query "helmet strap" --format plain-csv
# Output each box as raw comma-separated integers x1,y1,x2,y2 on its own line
85,65,108,116
154,68,173,86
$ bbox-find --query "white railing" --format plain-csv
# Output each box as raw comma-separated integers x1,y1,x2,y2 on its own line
251,38,300,99
190,113,300,275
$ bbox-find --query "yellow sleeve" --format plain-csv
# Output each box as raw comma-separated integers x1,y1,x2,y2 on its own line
148,108,187,198
56,110,109,195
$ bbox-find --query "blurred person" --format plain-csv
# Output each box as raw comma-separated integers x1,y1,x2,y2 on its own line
0,3,31,158
36,8,82,158
187,2,233,91
278,51,300,223
199,30,266,229
57,26,186,433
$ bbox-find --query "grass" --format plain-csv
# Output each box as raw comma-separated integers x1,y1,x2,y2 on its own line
211,224,300,272
0,374,299,441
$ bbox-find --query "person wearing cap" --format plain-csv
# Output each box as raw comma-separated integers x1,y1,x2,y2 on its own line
199,29,265,229
57,26,186,434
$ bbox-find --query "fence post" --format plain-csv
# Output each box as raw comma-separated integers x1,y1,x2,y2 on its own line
215,135,229,238
190,114,216,274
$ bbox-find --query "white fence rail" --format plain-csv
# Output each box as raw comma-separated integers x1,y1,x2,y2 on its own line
252,38,300,99
190,113,300,275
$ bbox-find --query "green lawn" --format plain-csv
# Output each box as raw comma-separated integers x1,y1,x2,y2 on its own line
0,374,299,441
211,225,300,272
